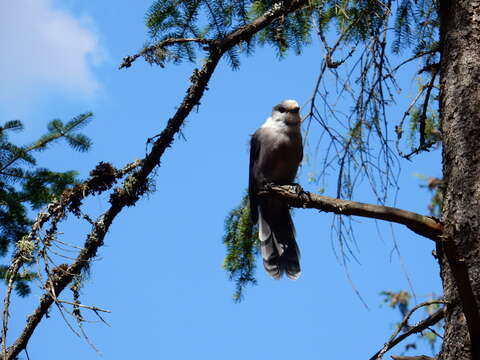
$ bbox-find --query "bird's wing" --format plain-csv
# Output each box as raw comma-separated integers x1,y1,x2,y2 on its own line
249,130,261,224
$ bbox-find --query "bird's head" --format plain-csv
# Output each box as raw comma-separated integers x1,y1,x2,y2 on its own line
271,99,301,126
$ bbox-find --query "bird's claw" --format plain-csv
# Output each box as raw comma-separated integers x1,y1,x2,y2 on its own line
263,182,276,191
290,183,304,195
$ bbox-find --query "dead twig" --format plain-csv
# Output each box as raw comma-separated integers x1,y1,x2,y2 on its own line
55,300,111,314
370,300,446,360
391,356,435,360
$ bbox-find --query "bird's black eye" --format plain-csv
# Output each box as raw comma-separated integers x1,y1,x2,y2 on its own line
277,106,286,113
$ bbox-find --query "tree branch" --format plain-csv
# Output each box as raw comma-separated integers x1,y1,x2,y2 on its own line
4,2,312,358
54,300,111,313
263,185,444,241
369,306,444,360
1,160,141,360
440,238,480,357
391,356,435,360
1,259,21,360
119,38,214,69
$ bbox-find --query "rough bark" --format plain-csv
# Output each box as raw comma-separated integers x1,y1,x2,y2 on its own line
438,1,480,359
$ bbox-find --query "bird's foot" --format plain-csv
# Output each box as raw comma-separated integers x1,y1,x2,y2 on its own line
289,183,304,195
263,182,276,191
263,182,304,196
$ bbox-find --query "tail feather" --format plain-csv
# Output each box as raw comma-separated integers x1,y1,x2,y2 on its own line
258,202,301,280
258,210,283,279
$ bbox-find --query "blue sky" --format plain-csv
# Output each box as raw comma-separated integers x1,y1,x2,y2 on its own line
1,1,443,359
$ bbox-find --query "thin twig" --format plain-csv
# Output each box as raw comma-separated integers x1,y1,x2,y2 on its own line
371,300,446,360
317,10,362,68
54,302,82,338
391,356,435,360
427,326,443,339
384,50,437,80
2,259,21,359
92,310,111,327
55,300,111,313
419,69,438,147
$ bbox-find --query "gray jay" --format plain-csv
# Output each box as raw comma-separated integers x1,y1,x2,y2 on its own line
249,99,303,280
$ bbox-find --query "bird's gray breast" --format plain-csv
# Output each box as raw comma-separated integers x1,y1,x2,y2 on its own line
256,127,302,183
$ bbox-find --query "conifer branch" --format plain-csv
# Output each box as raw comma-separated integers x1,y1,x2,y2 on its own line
0,113,92,174
120,38,214,69
0,134,63,173
4,3,312,358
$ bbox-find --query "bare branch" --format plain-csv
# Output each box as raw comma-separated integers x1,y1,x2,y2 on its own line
391,356,435,360
262,185,444,241
2,259,21,360
397,68,439,160
384,50,438,80
317,9,362,68
1,161,141,359
420,70,437,148
369,307,444,360
55,300,111,313
370,300,446,360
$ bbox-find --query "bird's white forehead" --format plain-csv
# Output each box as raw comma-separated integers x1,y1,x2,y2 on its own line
281,99,299,109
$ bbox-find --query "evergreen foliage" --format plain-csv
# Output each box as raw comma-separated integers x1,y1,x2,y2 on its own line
143,0,379,65
144,1,438,65
393,0,439,55
144,0,440,298
222,195,259,301
0,113,92,296
143,0,441,165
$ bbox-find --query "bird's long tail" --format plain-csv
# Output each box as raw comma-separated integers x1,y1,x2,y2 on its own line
257,199,300,280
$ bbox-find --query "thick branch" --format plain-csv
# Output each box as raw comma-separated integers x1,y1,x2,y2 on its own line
4,2,311,358
264,185,444,241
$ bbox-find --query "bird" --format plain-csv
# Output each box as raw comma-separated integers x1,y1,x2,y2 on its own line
248,99,303,280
